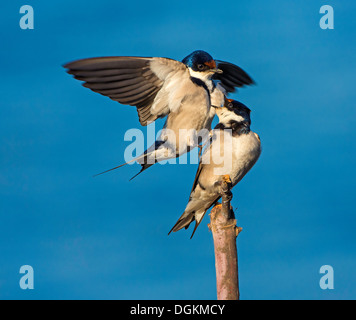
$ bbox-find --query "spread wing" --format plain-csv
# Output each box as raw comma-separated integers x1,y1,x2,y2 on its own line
213,60,255,93
64,56,189,126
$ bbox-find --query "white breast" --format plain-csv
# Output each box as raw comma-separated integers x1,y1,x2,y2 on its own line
230,131,261,185
199,130,261,188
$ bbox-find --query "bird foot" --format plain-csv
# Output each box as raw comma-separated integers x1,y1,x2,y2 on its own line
222,174,232,184
220,175,232,198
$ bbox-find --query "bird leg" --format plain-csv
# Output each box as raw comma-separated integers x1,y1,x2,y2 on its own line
221,175,232,194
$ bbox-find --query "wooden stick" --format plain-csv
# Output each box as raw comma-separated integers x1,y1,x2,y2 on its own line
209,175,242,300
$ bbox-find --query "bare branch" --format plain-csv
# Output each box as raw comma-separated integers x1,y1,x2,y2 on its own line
209,175,241,300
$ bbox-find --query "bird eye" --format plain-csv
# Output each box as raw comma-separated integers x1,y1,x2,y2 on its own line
197,64,205,70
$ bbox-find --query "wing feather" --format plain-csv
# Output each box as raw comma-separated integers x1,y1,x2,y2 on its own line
213,60,255,93
64,56,188,126
74,73,142,83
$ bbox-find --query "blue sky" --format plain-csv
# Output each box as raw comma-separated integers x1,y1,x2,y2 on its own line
0,0,355,299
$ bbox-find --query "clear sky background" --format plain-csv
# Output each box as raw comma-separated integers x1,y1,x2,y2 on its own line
0,0,355,299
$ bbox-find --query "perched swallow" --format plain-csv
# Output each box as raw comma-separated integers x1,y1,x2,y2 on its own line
169,99,261,238
64,51,254,178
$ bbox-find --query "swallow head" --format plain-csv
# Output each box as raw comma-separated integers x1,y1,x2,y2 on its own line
182,50,222,81
215,99,251,130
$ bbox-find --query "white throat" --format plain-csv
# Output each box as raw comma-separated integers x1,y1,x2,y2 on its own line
216,108,245,124
188,68,214,90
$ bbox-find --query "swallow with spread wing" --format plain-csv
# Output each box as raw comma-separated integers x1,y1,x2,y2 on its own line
64,51,254,179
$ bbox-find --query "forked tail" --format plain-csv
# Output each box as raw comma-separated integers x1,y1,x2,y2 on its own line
93,141,166,180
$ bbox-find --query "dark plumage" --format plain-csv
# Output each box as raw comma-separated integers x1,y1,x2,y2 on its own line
64,56,167,126
213,60,255,93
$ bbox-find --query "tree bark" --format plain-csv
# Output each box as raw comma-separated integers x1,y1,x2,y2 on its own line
209,175,242,300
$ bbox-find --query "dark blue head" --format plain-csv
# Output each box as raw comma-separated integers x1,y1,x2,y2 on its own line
226,99,251,125
215,99,252,132
182,50,218,72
